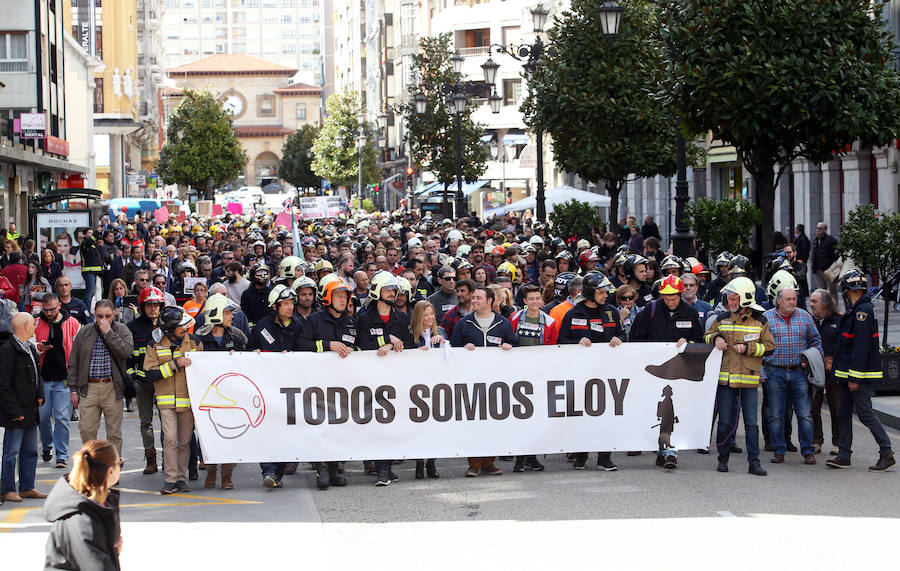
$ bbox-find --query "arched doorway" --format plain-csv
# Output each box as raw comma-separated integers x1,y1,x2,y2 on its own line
255,151,280,186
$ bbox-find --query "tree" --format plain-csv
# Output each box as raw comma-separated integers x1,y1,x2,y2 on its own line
662,0,900,258
548,200,606,246
523,0,695,235
403,35,489,199
279,125,320,191
836,204,900,347
157,89,247,200
311,89,381,188
685,198,761,264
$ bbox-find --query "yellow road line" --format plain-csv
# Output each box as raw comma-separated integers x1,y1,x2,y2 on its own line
0,507,38,534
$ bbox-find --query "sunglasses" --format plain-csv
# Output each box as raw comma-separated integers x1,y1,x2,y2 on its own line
620,296,635,301
443,276,457,281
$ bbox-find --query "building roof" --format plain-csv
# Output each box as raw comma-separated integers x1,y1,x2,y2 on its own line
273,83,322,96
167,55,298,77
234,125,295,138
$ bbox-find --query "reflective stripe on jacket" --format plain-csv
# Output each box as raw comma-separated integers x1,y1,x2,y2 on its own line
704,309,775,388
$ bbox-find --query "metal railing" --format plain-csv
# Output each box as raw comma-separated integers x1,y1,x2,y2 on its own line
458,46,490,57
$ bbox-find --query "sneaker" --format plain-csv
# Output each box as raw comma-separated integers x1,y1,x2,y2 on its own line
42,449,52,462
482,464,503,475
525,457,545,471
465,465,479,477
55,460,66,469
597,458,618,472
388,471,399,482
513,458,526,472
262,474,277,488
572,456,587,470
175,481,191,493
869,452,896,473
830,447,839,456
160,482,178,495
70,410,78,422
375,471,391,486
697,448,710,454
663,456,678,471
825,457,851,469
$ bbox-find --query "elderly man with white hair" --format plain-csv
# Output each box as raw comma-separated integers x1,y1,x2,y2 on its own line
761,285,823,465
190,282,251,337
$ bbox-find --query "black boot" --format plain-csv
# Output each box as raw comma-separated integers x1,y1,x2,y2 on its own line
717,455,729,473
426,459,439,478
415,460,425,480
315,463,330,490
328,462,346,486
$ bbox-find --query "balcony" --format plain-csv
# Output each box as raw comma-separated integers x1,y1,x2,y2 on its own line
458,46,489,57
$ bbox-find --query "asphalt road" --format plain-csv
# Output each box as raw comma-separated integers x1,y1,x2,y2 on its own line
2,406,899,570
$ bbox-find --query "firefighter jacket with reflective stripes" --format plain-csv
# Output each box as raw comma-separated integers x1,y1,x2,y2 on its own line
297,309,359,353
126,314,156,384
143,336,203,409
834,294,883,383
704,309,775,388
356,304,413,350
79,233,104,274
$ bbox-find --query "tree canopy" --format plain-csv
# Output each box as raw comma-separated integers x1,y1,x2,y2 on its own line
157,89,248,200
661,0,900,256
279,124,320,190
311,89,381,188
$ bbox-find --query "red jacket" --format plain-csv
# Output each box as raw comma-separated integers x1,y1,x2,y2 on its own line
510,308,558,346
35,314,81,367
0,263,27,303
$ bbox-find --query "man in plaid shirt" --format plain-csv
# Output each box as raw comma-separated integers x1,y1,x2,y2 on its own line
762,286,823,465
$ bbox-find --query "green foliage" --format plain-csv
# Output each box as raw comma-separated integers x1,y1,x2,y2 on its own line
157,89,248,200
662,0,900,256
311,89,381,187
350,197,376,213
836,204,900,346
523,0,698,233
685,198,761,262
279,125,320,189
403,34,489,187
548,200,606,244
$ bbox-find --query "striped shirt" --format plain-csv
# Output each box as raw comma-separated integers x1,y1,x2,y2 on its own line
88,334,113,379
761,307,823,379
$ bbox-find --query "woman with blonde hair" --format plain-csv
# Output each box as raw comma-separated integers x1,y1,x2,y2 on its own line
44,439,123,570
107,278,136,325
405,300,444,479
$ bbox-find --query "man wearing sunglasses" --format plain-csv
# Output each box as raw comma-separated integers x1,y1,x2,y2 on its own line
426,266,457,324
35,294,81,469
67,300,135,457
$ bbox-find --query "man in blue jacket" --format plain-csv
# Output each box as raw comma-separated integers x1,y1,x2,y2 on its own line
451,287,517,477
826,269,894,472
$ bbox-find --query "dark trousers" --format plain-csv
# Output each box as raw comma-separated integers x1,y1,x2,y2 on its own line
374,460,393,474
835,382,892,460
761,382,793,444
811,380,840,446
715,385,760,463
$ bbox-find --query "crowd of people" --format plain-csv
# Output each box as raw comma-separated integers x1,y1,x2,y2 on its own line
0,205,893,506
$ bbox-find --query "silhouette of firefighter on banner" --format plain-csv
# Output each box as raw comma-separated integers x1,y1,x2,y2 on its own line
654,385,678,454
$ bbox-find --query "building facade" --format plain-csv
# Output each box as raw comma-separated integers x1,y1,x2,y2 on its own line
164,54,322,187
0,1,87,229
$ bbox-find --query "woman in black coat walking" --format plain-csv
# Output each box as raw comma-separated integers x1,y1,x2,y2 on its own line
44,439,123,570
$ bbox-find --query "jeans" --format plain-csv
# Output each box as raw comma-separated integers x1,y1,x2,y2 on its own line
39,380,71,462
260,462,286,481
83,272,99,309
835,382,892,460
761,382,793,445
715,385,760,463
765,366,815,456
1,426,38,495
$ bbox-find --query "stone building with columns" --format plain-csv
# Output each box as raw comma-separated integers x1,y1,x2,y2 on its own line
164,54,321,187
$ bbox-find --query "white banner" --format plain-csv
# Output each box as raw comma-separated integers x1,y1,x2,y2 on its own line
186,343,722,464
299,196,344,220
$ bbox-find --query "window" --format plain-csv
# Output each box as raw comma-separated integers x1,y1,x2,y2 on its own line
281,14,292,23
296,103,307,120
503,78,522,106
93,77,104,113
0,33,28,72
281,43,296,54
258,95,275,116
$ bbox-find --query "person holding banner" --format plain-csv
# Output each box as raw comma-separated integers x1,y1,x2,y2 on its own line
629,275,704,471
704,277,775,476
298,278,358,490
357,272,413,486
249,285,305,488
450,287,518,477
558,274,623,472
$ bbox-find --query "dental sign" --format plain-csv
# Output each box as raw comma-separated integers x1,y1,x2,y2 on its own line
186,344,722,463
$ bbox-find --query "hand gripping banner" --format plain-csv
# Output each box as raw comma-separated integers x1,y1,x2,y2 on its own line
186,343,722,464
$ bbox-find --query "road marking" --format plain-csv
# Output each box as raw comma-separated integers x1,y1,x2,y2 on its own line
116,487,262,506
0,508,38,534
716,511,737,517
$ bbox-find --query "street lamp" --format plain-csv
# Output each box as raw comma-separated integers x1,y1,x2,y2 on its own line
597,1,625,40
491,141,510,204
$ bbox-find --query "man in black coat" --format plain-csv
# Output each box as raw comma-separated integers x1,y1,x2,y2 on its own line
793,224,811,263
0,313,47,502
810,222,838,296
